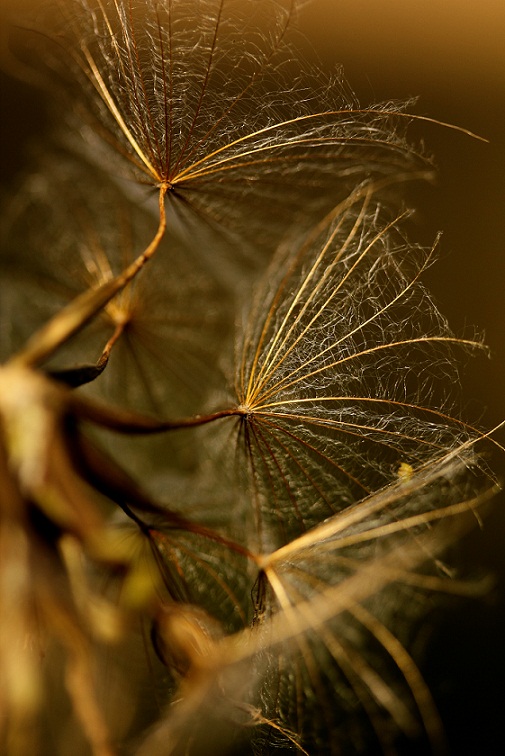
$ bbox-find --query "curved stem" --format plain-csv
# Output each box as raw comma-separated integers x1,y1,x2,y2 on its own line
10,187,168,370
71,397,244,434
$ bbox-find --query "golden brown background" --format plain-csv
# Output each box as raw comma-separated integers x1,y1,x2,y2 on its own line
299,0,505,425
297,4,505,750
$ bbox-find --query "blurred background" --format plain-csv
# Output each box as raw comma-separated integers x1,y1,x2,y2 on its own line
298,3,505,753
298,0,505,425
1,1,504,753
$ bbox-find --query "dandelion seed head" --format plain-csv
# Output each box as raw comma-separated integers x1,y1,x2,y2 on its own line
231,186,488,547
11,0,433,269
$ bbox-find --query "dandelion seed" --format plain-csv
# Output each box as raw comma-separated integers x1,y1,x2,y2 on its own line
133,455,496,755
226,185,487,547
0,154,229,417
19,0,435,264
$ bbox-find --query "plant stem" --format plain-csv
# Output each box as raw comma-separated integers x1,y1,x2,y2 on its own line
10,186,168,369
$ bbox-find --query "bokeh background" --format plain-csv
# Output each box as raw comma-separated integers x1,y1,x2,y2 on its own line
299,0,505,424
1,1,504,753
297,3,505,753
